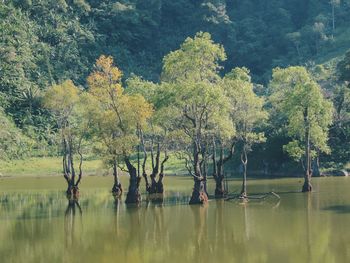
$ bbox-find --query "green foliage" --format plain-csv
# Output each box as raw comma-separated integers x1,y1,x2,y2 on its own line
161,32,232,178
0,108,32,160
1,0,350,175
283,140,304,161
162,32,231,141
270,66,334,159
223,67,268,150
87,55,153,160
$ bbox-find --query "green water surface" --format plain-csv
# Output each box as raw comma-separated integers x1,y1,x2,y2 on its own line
0,175,350,263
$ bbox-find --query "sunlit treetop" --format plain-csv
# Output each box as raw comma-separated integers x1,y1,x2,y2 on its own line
87,55,123,103
162,31,226,84
43,80,80,119
223,67,268,145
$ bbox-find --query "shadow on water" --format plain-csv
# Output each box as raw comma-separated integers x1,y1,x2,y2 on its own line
323,205,350,214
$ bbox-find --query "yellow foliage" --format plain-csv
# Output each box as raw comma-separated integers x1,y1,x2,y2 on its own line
87,55,153,155
87,55,123,102
125,94,153,128
43,80,80,114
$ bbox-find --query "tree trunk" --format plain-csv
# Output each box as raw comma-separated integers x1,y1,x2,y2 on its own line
212,140,234,198
63,136,79,199
149,143,161,194
112,158,122,198
201,149,209,196
140,129,150,193
302,108,313,192
125,157,141,204
156,153,169,195
240,147,248,198
216,146,225,197
189,150,208,205
189,177,208,205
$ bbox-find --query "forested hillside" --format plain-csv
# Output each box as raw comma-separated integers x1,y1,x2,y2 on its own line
1,0,350,177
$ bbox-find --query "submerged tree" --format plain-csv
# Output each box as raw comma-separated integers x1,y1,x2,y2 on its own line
126,76,173,200
223,67,267,199
162,32,229,204
86,56,124,198
270,67,333,192
43,80,87,198
88,55,153,203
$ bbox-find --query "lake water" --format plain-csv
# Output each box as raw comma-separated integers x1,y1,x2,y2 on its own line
0,175,350,263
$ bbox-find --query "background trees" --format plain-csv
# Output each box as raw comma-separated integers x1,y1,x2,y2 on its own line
0,108,32,160
1,0,350,195
338,50,350,87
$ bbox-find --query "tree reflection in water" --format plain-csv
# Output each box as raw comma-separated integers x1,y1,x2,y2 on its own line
64,198,82,254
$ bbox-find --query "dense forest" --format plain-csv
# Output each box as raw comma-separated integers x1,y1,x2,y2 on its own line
1,0,350,203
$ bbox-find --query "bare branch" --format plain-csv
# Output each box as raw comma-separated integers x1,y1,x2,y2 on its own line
117,164,129,173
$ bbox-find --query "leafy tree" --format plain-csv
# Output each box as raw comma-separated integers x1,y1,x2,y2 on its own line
162,32,229,204
270,66,333,192
87,55,153,203
43,80,87,197
126,75,174,198
223,67,268,198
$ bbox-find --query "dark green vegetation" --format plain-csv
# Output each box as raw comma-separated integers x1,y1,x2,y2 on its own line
1,0,350,204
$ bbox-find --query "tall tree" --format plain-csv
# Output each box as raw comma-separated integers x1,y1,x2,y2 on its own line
223,67,268,198
126,75,174,200
43,80,86,198
162,32,228,204
270,66,333,192
87,55,153,203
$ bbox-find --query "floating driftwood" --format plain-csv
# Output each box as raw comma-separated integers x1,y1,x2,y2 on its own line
225,191,280,201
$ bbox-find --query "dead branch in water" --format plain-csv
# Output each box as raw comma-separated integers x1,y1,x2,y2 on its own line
225,191,280,201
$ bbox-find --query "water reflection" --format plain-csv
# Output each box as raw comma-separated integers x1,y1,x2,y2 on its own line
190,204,208,261
64,199,82,250
1,177,350,262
